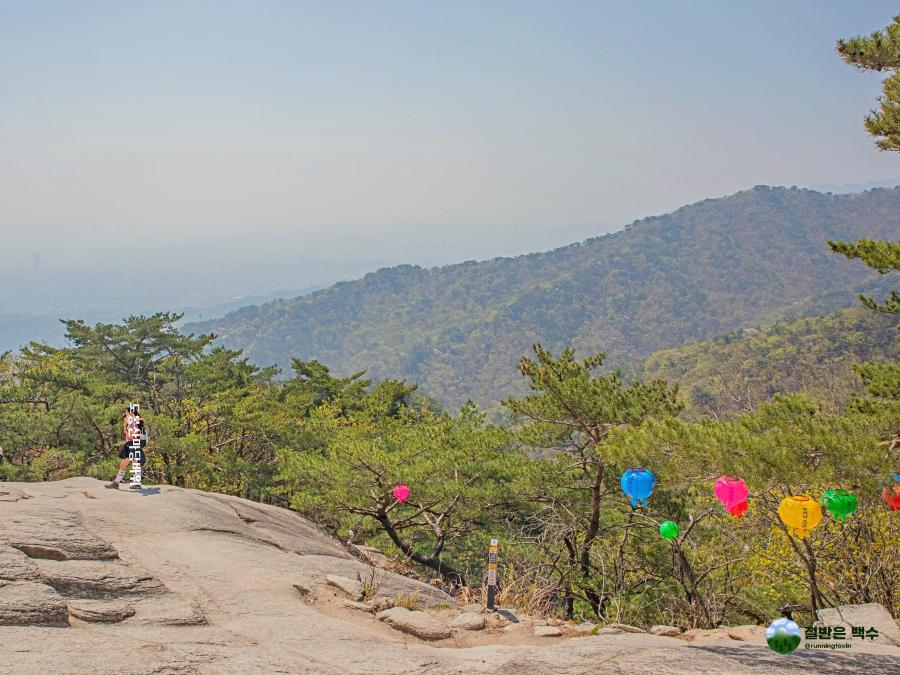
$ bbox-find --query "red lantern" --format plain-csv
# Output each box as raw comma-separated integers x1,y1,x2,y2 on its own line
882,483,900,512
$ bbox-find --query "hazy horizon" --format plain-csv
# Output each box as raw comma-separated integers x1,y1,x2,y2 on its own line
4,1,900,349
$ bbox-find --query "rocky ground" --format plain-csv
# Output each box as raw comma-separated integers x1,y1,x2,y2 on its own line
1,478,898,674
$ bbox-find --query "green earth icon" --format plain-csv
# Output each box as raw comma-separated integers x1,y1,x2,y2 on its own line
766,618,802,654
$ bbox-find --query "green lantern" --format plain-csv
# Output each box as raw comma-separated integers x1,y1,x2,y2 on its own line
659,520,679,540
822,489,858,522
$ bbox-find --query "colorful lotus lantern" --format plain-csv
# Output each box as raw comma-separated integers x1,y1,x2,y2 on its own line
658,520,679,541
620,468,656,508
882,481,900,512
393,484,410,503
777,495,823,538
714,475,749,518
821,489,858,522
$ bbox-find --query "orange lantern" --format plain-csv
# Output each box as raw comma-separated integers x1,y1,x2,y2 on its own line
777,495,823,539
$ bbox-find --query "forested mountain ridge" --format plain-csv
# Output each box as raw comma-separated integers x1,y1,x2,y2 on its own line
637,307,898,418
189,186,900,408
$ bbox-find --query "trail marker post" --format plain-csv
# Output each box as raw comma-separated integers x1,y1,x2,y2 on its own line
486,538,498,611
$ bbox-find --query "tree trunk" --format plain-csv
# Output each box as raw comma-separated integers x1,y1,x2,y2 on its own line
376,514,465,589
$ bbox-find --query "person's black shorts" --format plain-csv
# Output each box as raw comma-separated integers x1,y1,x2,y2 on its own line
119,442,146,464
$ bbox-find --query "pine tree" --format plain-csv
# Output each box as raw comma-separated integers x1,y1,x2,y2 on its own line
838,15,900,151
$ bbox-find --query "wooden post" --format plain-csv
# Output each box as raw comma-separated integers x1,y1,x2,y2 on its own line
486,538,498,611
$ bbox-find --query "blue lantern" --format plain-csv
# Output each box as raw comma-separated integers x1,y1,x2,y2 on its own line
620,467,656,508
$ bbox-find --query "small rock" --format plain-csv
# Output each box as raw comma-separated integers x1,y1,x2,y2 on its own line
546,617,563,626
461,603,483,614
650,625,682,637
325,574,364,601
680,628,732,642
377,607,452,641
341,600,374,613
354,545,392,569
493,608,519,623
68,599,135,623
371,597,393,612
485,613,508,629
451,612,486,631
534,625,562,637
726,624,766,642
597,623,645,635
533,619,547,626
569,622,596,635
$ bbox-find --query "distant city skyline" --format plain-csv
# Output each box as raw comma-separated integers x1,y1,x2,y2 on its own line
2,1,900,273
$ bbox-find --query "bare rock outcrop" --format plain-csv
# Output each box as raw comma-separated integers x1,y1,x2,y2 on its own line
0,581,69,626
0,478,898,674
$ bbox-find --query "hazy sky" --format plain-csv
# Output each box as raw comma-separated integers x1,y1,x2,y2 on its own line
3,0,900,271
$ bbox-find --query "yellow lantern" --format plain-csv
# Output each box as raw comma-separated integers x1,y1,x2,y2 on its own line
777,495,823,539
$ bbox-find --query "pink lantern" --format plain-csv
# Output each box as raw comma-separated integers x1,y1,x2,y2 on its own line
393,484,410,503
715,476,749,512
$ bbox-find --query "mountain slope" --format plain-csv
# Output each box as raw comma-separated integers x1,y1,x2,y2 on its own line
189,186,900,408
637,307,898,417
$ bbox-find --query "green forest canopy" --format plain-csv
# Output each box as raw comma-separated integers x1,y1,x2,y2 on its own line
188,186,899,408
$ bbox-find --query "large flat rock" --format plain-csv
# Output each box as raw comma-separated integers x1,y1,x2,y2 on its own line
817,603,900,647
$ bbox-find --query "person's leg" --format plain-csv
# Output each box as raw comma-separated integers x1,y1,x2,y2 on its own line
106,448,131,488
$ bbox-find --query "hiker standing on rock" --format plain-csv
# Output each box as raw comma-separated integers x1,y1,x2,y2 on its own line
105,404,147,490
